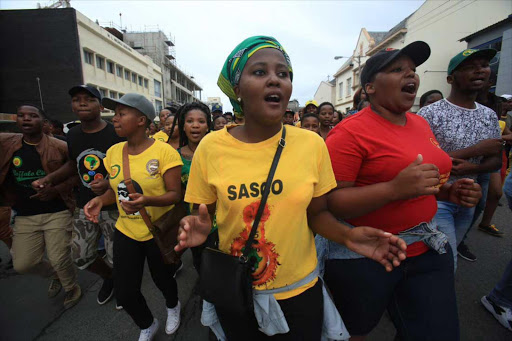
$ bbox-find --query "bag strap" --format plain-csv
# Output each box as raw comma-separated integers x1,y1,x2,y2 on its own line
122,143,155,234
241,126,286,260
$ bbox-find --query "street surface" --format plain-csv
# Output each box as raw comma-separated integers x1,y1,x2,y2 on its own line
1,200,511,341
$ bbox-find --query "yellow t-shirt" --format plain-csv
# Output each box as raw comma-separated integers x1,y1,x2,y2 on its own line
185,126,336,299
499,120,506,134
152,130,169,143
104,140,183,241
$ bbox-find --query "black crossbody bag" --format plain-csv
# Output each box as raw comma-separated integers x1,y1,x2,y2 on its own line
198,127,286,315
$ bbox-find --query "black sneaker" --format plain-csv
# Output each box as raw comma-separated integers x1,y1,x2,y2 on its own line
457,242,476,262
97,278,114,305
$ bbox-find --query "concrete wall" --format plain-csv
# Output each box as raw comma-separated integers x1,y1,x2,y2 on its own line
76,11,163,114
123,31,174,104
496,28,512,96
314,81,335,105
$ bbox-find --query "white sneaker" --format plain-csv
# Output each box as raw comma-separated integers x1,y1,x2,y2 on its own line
481,296,512,331
165,301,181,334
138,318,159,341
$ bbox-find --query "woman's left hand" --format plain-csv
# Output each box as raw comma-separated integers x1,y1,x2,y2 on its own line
448,178,482,207
121,193,147,214
345,227,407,272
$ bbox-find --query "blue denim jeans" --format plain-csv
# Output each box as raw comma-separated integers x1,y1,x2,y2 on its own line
468,173,491,232
489,258,512,309
503,170,512,210
435,201,475,271
488,170,512,309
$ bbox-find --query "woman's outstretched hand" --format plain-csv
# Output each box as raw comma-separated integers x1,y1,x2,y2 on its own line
175,204,212,252
345,226,407,272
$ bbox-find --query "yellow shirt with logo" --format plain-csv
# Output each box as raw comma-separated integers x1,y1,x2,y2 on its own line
185,126,336,299
152,130,169,143
104,140,183,241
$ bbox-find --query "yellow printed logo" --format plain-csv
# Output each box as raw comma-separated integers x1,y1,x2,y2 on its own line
110,165,120,179
435,172,451,188
84,154,100,171
430,137,441,149
462,49,476,57
12,156,22,168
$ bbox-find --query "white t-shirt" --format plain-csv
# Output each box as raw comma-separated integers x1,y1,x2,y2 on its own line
417,98,501,182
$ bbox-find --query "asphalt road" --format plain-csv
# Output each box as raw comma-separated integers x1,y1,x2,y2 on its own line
1,199,511,341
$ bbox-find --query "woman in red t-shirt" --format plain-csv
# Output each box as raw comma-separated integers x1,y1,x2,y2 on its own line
319,42,482,340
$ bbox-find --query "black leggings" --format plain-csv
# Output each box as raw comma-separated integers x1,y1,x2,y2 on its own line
113,229,178,329
215,279,324,341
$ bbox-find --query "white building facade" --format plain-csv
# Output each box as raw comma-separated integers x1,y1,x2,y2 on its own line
364,0,512,112
76,11,164,115
327,0,512,114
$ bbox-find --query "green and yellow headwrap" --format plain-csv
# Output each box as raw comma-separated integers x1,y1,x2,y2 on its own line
218,36,293,116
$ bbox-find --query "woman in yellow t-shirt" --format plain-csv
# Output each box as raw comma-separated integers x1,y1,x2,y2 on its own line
174,36,407,340
83,94,183,340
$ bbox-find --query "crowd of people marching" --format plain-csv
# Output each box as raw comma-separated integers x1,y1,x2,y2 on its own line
1,35,512,341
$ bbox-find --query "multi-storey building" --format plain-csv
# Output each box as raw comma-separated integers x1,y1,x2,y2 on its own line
123,30,203,108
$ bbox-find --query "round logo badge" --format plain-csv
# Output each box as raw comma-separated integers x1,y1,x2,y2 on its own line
94,173,104,180
83,174,91,182
12,156,22,168
462,49,476,57
84,154,100,171
146,159,159,176
110,165,120,179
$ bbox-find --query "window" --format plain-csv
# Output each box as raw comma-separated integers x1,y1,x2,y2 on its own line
99,88,107,98
155,100,163,112
83,50,93,65
138,76,143,86
346,78,352,97
110,91,117,99
339,82,343,98
116,65,122,77
132,73,137,83
154,80,162,98
124,70,130,80
96,55,105,70
106,61,114,74
144,79,148,89
119,93,125,98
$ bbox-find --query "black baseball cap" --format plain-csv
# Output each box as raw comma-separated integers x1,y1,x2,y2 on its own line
360,41,431,89
68,85,102,100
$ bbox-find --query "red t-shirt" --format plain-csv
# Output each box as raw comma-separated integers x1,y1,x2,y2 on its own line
326,107,452,257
